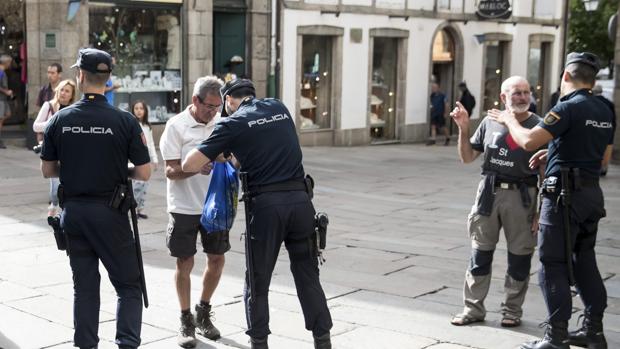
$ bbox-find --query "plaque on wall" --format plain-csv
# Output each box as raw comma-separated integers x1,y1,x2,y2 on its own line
476,0,512,20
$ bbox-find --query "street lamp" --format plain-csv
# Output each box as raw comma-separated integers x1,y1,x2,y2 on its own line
582,0,599,12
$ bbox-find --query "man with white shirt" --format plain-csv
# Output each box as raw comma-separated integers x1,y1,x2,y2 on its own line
159,76,227,348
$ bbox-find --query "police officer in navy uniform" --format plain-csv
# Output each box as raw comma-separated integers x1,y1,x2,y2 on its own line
182,79,333,349
488,52,614,349
40,48,151,349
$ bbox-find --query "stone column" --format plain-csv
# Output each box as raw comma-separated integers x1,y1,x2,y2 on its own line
614,5,620,161
25,0,88,117
183,0,213,105
248,0,271,98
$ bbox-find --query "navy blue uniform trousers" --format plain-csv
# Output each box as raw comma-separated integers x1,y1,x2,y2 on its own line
538,186,607,321
243,191,333,339
61,200,142,349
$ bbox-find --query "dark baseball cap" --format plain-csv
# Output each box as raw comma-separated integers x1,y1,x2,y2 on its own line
219,79,256,117
220,79,256,101
71,48,113,73
565,52,600,71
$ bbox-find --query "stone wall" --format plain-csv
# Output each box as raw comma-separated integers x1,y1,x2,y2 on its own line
248,0,271,98
25,0,89,117
184,0,213,104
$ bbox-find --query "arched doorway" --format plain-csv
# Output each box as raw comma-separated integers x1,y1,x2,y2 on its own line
429,25,463,137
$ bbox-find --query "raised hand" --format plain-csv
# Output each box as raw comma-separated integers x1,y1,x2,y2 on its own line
450,101,470,130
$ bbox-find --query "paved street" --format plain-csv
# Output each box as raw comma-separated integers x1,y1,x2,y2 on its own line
0,144,619,349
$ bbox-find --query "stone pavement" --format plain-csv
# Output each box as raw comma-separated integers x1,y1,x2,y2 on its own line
0,144,619,349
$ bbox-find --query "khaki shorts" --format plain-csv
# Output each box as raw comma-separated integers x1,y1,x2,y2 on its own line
166,212,231,258
467,182,537,255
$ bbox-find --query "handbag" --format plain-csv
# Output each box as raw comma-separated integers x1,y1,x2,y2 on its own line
200,161,239,233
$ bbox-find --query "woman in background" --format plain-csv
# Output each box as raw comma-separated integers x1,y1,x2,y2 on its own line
33,79,77,216
131,100,159,218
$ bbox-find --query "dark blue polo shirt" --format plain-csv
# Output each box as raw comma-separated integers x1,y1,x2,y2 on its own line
40,93,150,197
196,97,305,187
540,89,615,178
430,92,447,118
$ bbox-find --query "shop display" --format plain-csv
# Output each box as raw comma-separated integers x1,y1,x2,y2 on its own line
89,3,182,123
300,36,333,130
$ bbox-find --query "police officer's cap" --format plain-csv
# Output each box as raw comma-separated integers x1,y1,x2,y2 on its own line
71,48,114,74
220,79,256,102
565,52,600,71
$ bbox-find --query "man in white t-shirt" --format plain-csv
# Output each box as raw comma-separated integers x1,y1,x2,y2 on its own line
159,76,226,348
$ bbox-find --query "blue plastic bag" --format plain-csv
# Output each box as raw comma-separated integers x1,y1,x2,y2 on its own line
200,161,239,233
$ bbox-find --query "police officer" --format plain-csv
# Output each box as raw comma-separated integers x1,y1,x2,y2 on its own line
450,76,542,328
182,79,333,349
40,48,151,349
489,52,614,349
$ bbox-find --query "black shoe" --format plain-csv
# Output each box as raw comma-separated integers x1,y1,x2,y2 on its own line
520,321,569,349
314,333,331,349
567,312,607,349
177,312,197,348
195,303,221,340
137,212,148,219
250,337,268,349
444,137,450,146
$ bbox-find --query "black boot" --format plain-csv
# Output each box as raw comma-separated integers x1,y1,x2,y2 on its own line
520,321,569,349
314,333,331,349
567,312,607,349
250,336,268,349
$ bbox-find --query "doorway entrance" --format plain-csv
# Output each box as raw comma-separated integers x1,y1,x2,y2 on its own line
430,28,457,135
0,0,27,126
369,37,399,142
213,11,246,80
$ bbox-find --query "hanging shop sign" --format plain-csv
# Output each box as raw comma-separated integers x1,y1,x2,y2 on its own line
476,0,512,20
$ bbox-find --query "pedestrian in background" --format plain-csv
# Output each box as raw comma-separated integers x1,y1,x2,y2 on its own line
458,81,476,118
130,100,159,219
0,54,14,149
36,63,63,107
428,81,450,146
33,79,78,217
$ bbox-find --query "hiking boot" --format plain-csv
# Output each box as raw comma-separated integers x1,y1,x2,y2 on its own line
567,312,607,349
520,321,569,349
177,312,197,348
250,336,268,349
195,303,220,340
314,333,331,349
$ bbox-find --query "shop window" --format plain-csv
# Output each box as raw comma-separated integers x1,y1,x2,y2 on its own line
527,41,551,113
89,2,182,123
300,35,333,130
482,41,507,112
370,37,398,140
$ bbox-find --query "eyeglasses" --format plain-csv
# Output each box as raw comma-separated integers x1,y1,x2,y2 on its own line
197,96,222,112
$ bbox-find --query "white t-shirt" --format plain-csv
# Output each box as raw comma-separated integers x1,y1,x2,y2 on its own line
160,106,219,214
140,123,159,164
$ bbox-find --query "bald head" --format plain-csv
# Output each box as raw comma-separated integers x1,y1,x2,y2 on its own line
500,76,531,115
501,76,529,94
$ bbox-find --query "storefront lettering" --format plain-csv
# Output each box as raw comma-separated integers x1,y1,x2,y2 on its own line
476,0,512,20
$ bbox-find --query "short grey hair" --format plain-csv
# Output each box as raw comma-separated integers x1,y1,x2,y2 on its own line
0,54,12,64
501,76,529,94
193,76,224,100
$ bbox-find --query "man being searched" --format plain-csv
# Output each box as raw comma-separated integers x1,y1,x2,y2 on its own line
40,48,151,349
182,79,333,349
450,76,543,328
159,76,228,348
489,52,614,349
